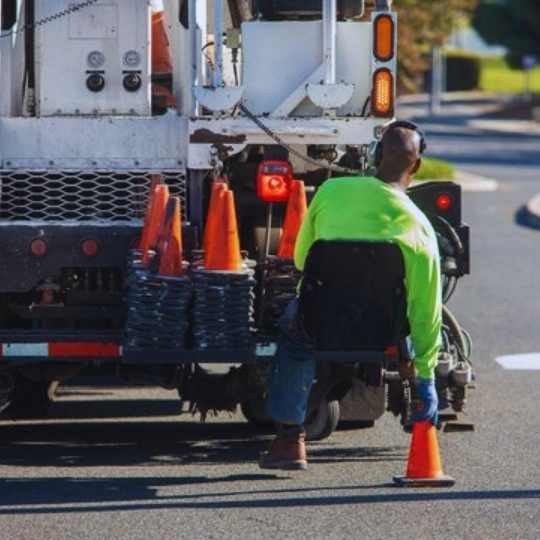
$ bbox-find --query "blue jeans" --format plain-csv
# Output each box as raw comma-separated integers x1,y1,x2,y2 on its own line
265,299,316,426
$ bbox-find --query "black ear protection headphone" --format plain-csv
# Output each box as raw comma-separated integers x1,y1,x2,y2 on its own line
374,120,427,168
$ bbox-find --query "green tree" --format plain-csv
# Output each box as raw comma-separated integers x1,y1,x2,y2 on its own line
366,0,478,92
473,0,540,68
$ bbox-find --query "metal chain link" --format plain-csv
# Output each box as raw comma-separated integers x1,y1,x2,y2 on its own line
1,0,100,39
237,103,365,176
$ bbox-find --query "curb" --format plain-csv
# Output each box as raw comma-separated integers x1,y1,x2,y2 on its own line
453,170,499,192
523,193,540,230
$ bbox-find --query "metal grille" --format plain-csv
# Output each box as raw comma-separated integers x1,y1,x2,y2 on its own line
0,170,187,222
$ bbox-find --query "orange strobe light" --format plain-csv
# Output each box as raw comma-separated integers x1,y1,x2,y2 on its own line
374,15,395,62
372,68,394,117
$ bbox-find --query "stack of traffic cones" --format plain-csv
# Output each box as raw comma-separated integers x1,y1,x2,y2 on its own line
125,183,192,352
156,197,185,277
258,180,307,339
192,180,255,350
141,183,170,267
393,421,455,487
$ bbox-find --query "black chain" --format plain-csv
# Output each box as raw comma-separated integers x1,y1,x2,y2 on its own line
238,103,364,176
1,0,100,39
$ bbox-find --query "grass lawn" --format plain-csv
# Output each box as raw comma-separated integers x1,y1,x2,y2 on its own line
415,158,455,181
480,56,540,94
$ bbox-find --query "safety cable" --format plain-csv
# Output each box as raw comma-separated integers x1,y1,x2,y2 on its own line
0,0,99,38
238,103,366,176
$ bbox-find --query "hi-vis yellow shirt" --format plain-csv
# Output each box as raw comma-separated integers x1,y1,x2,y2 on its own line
294,176,442,380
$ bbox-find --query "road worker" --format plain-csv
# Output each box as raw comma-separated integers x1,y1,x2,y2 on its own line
259,121,442,470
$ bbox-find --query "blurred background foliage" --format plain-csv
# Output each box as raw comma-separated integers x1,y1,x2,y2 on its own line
473,0,540,69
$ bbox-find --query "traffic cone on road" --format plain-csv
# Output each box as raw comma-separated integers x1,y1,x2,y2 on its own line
277,180,307,259
139,174,164,250
393,421,455,487
157,197,184,277
142,184,170,267
205,189,242,272
203,179,228,256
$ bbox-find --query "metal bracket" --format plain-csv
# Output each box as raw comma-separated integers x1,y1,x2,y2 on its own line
306,82,355,109
193,86,244,112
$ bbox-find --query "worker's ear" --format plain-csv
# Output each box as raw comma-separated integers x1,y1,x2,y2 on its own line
411,158,422,175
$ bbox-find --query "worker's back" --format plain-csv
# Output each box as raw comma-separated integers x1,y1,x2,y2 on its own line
294,176,438,272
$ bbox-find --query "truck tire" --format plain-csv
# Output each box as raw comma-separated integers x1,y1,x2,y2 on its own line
4,377,55,419
305,398,340,441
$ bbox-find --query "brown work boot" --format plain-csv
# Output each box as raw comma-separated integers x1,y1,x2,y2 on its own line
259,425,308,471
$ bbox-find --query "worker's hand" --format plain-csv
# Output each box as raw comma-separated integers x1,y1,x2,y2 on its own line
412,379,438,426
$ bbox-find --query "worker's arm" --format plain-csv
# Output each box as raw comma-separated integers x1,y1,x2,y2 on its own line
403,231,442,381
293,189,321,271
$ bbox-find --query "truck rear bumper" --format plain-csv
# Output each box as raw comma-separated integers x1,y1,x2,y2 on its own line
0,222,140,293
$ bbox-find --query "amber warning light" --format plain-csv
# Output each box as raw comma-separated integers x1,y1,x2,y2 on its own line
256,161,293,203
374,15,395,62
372,68,394,117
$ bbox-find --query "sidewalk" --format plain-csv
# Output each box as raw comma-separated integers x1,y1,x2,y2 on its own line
468,118,540,135
415,170,499,193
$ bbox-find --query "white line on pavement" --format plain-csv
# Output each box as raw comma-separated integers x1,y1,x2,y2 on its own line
496,353,540,371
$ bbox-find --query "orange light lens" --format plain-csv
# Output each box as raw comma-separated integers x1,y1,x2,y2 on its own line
374,15,394,62
257,161,293,202
372,68,394,117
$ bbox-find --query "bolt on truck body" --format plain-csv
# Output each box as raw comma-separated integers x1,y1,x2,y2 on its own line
0,1,473,438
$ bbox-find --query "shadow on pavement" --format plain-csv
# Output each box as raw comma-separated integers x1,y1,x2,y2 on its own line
46,399,183,419
0,419,405,468
0,476,538,514
515,205,540,230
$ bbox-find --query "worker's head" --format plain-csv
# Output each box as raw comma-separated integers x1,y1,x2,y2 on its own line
375,121,426,189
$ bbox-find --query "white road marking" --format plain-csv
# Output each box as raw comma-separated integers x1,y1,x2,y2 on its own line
496,353,540,371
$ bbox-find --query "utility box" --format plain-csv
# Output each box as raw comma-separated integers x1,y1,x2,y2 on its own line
34,0,151,116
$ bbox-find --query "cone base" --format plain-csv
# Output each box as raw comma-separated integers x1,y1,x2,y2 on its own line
393,474,455,488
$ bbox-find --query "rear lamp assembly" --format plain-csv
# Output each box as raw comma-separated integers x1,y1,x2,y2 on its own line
256,161,293,203
373,15,395,62
372,68,394,117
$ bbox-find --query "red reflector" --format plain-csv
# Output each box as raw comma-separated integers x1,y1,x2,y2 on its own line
256,161,293,202
435,194,452,212
30,239,47,257
81,239,100,257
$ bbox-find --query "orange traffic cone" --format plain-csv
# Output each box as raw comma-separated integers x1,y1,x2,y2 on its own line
152,11,173,76
393,421,455,487
205,189,242,272
277,180,307,259
139,175,164,250
203,179,228,257
157,197,184,277
142,184,170,267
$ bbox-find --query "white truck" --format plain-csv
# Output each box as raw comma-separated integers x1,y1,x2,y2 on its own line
0,0,472,439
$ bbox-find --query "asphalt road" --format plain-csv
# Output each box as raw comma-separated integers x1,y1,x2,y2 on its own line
1,96,540,539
